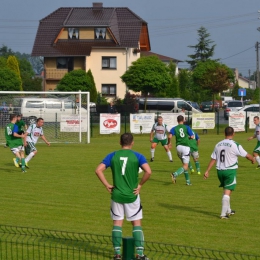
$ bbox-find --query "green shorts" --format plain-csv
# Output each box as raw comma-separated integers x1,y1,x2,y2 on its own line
217,169,237,191
25,142,37,155
152,138,168,146
253,140,260,154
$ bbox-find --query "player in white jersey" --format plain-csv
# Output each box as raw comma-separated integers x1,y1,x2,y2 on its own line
247,116,260,169
204,127,254,219
23,118,50,167
150,116,172,162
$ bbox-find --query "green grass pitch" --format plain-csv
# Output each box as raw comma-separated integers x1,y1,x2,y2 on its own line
1,129,260,256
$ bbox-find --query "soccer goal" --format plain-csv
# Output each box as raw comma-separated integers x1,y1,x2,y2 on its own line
0,91,91,144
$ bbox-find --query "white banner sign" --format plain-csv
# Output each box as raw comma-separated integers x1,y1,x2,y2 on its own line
248,112,260,129
130,113,155,134
161,113,185,129
229,111,245,132
192,113,215,129
60,115,87,132
100,114,120,134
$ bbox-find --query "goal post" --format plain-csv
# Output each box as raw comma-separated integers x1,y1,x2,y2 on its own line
0,91,91,144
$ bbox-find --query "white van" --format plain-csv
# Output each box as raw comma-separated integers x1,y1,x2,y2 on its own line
13,98,88,124
137,97,202,122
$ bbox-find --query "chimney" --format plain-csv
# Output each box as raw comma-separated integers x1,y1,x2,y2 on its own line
93,2,103,9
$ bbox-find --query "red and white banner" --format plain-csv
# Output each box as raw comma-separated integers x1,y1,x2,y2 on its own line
229,111,245,132
100,113,121,134
60,115,87,132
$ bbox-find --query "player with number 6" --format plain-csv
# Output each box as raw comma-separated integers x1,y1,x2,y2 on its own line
204,127,255,219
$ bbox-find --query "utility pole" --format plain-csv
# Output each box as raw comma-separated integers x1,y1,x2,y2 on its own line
256,42,260,89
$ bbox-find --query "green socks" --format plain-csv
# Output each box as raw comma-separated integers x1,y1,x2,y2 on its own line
174,167,184,177
112,226,122,255
132,226,144,256
195,161,200,172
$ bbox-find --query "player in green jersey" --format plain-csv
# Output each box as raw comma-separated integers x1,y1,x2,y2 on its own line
168,115,194,185
204,127,255,219
16,114,27,135
95,133,151,260
5,114,26,172
188,130,201,175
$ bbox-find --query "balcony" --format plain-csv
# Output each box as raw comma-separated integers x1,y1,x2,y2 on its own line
45,69,68,80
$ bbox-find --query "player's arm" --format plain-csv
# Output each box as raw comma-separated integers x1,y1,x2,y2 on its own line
95,163,114,193
150,126,154,142
168,133,173,149
246,153,255,164
13,125,24,138
134,163,152,195
203,158,216,179
41,135,50,146
247,133,256,141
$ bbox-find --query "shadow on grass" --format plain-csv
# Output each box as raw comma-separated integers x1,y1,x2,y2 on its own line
158,202,218,218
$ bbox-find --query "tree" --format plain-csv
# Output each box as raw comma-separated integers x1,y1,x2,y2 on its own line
56,69,93,92
0,45,14,58
193,60,234,103
0,67,21,91
0,57,6,68
7,55,23,91
186,26,217,70
178,69,192,100
121,56,171,110
23,77,42,91
86,69,98,103
231,81,240,100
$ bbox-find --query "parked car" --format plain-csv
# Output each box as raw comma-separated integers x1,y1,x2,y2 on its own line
238,104,260,122
200,101,219,112
224,100,244,120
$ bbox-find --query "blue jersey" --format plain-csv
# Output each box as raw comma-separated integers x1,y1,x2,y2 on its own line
102,149,147,203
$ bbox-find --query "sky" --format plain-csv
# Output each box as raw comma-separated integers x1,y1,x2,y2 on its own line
0,0,260,77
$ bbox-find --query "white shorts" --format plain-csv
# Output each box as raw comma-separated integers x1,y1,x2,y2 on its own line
110,195,143,221
176,145,190,164
191,151,199,160
10,146,24,155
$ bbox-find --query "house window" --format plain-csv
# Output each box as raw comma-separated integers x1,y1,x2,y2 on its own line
102,84,116,96
68,28,79,39
95,28,106,39
102,57,116,69
56,57,74,71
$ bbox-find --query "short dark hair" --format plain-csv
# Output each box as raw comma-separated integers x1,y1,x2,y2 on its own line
120,133,133,146
10,114,17,121
254,116,259,120
37,118,44,122
225,126,234,136
177,115,184,123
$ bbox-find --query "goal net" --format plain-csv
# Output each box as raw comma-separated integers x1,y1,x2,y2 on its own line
0,91,91,144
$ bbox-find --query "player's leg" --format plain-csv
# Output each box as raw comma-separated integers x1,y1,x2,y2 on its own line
150,139,158,162
162,140,172,162
11,148,21,167
25,142,37,166
126,196,148,259
253,142,260,168
171,146,190,184
111,201,124,258
188,157,194,173
19,147,26,172
217,169,236,219
193,151,201,174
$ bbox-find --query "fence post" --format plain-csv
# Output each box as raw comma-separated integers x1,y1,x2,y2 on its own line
90,113,93,137
122,237,135,260
245,111,248,133
55,113,58,138
124,112,127,133
217,110,219,135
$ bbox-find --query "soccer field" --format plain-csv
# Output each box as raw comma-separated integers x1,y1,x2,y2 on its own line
1,130,260,256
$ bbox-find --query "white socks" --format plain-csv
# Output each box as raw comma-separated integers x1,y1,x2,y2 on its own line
221,194,230,217
167,151,172,161
25,152,35,163
255,156,260,165
150,148,155,158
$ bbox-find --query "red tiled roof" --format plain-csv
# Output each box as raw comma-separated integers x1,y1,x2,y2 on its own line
141,51,182,63
32,7,148,57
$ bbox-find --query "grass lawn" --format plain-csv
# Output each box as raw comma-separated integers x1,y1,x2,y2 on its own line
1,129,260,257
